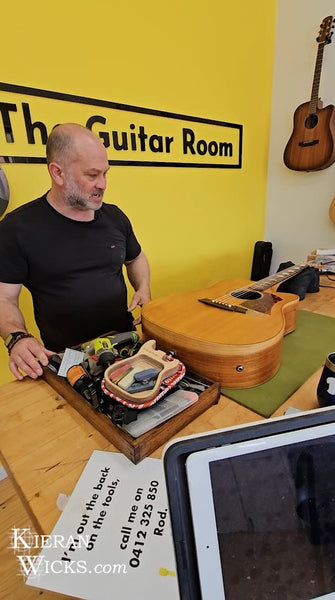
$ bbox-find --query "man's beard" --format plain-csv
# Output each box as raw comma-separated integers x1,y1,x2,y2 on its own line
63,176,102,211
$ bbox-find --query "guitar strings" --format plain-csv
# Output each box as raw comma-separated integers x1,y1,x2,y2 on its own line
211,264,310,303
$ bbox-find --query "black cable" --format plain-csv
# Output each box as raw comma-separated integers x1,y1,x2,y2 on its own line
320,273,335,288
318,270,335,289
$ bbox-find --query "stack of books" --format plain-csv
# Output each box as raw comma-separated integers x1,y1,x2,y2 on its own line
308,249,335,271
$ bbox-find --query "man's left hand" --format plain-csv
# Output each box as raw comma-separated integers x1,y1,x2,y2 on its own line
126,251,151,325
128,287,151,325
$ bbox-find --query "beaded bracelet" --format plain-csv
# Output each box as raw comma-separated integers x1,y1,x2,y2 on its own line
7,333,34,354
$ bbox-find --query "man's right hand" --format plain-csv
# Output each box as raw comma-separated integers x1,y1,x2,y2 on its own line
9,336,55,380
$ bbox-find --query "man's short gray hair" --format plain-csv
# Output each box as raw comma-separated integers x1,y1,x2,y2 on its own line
46,123,91,164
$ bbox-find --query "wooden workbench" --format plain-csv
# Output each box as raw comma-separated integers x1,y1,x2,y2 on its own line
1,275,335,536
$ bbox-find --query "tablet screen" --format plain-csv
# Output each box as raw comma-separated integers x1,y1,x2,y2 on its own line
186,424,335,600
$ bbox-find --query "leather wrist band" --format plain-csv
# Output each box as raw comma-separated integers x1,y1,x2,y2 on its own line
6,333,34,354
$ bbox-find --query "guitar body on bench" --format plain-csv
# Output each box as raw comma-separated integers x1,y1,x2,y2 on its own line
141,264,315,388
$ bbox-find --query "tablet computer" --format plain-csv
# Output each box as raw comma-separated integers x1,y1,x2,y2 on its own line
185,421,335,600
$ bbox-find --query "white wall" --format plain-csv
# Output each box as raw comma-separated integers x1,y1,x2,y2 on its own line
265,0,335,271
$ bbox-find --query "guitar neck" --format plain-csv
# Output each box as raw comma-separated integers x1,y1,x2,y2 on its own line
249,263,310,292
309,42,325,114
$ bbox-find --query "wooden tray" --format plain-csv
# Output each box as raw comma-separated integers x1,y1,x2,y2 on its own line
43,368,220,464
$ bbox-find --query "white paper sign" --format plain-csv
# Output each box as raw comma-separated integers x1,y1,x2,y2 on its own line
26,451,179,600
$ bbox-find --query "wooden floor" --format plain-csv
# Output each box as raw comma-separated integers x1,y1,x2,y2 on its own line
0,475,67,600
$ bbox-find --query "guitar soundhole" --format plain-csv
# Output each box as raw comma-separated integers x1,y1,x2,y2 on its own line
305,114,318,129
231,290,261,301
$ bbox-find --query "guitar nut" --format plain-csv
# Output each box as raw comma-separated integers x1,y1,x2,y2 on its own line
236,365,244,372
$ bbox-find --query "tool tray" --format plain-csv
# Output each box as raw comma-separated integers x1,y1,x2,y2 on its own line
43,366,220,464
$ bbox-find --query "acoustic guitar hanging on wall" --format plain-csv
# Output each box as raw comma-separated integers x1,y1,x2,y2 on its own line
284,15,335,172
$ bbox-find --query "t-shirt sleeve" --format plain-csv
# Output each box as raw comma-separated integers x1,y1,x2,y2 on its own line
0,215,29,284
119,210,142,263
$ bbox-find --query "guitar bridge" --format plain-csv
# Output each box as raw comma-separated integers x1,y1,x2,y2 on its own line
198,298,247,313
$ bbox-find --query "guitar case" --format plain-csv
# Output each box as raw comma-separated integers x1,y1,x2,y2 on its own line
250,240,273,280
276,260,320,300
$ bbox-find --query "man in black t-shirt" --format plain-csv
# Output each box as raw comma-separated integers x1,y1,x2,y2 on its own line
0,123,151,380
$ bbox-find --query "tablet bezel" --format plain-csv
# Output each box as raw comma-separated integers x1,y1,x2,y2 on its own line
163,406,335,600
185,422,335,600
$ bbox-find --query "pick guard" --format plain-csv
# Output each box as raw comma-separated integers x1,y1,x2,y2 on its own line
240,292,282,315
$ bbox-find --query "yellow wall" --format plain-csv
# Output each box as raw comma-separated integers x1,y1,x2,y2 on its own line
0,1,277,384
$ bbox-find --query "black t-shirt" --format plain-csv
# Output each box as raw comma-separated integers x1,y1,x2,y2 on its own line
0,195,141,350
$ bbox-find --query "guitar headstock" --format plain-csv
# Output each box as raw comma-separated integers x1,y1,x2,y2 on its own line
317,15,334,44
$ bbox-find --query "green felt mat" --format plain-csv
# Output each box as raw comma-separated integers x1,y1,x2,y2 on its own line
221,311,335,418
